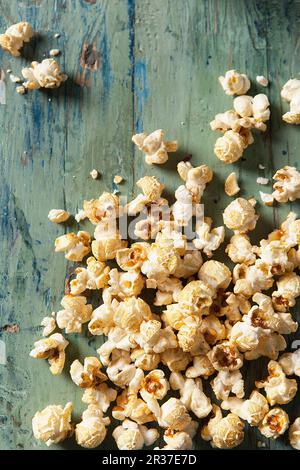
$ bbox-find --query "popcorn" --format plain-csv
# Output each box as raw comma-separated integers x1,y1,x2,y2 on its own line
224,172,240,196
82,192,120,225
208,341,243,371
211,370,245,400
98,329,136,366
114,175,123,184
158,429,193,450
257,177,269,185
173,250,203,279
158,397,192,430
75,405,110,448
40,316,56,337
56,295,92,334
135,320,177,354
201,405,245,449
272,166,300,203
116,243,149,271
256,75,268,87
139,369,170,401
30,333,68,375
260,191,274,206
136,176,165,200
210,110,241,132
90,169,99,179
258,408,289,439
177,161,213,203
161,348,191,372
200,315,226,345
233,260,274,297
154,277,182,305
22,59,67,89
92,234,127,262
131,347,160,371
289,418,300,450
55,231,91,261
256,360,298,405
193,217,225,257
114,297,152,333
176,280,215,316
198,260,232,291
233,95,253,117
112,390,154,424
88,298,118,336
214,130,246,164
82,383,117,413
70,357,107,388
279,349,300,377
272,272,300,311
70,257,110,295
252,94,270,121
48,209,70,223
218,70,250,96
170,372,212,418
186,354,215,379
141,240,181,282
221,391,269,426
105,269,144,301
0,22,33,56
49,48,60,57
223,198,259,234
132,129,178,165
32,402,73,447
244,333,286,361
281,79,300,124
113,420,159,450
177,317,210,355
226,234,256,265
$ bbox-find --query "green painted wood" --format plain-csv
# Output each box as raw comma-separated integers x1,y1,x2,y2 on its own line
0,0,299,450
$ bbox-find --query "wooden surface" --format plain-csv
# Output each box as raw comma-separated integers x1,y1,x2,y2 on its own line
0,0,300,450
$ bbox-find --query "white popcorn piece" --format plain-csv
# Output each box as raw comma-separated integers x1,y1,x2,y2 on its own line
177,162,213,203
48,209,70,223
139,369,170,401
88,298,119,336
70,357,107,388
252,94,270,122
208,341,243,372
272,166,300,203
105,350,138,388
201,405,245,449
281,79,300,124
256,75,268,87
161,348,191,372
75,405,110,448
169,372,212,419
16,85,26,95
40,316,56,337
260,191,274,206
90,169,99,179
0,21,33,56
135,320,177,354
244,333,286,361
218,70,250,96
233,260,274,298
177,317,210,355
259,240,294,275
55,230,91,261
92,232,127,262
200,315,227,346
211,370,245,400
258,408,289,439
113,420,159,450
214,130,246,164
221,391,269,426
176,280,215,316
154,277,182,306
257,177,269,185
98,329,136,366
82,382,117,413
49,48,60,57
132,129,178,165
113,297,152,333
82,192,121,225
130,348,160,371
157,429,193,450
116,242,149,271
193,218,225,257
30,333,68,375
157,397,192,431
210,110,242,133
185,354,215,379
9,74,22,83
56,295,93,334
173,250,203,279
198,260,232,291
141,239,181,282
233,95,253,118
272,272,300,312
112,389,154,424
256,360,298,405
279,349,300,377
226,234,256,265
223,198,259,234
224,172,240,196
32,402,73,447
289,418,300,450
22,59,67,89
70,257,110,295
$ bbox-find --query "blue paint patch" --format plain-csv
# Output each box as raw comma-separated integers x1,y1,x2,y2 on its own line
100,20,112,101
134,59,148,132
127,0,135,93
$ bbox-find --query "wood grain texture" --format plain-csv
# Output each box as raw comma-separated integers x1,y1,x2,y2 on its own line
0,0,299,450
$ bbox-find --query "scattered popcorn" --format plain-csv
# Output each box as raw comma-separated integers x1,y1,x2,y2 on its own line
279,349,300,377
201,405,245,449
218,70,250,96
214,130,246,164
30,333,68,375
223,198,259,234
82,382,117,413
170,372,212,419
221,391,269,426
226,234,256,265
55,230,91,261
272,272,300,312
49,48,60,57
56,295,93,334
70,357,107,388
90,169,99,179
113,420,159,450
258,408,289,439
75,405,110,448
281,79,300,124
22,59,67,89
32,402,73,447
40,316,56,337
289,418,300,450
225,172,240,196
70,257,110,295
257,177,269,185
208,341,243,372
272,166,300,202
256,75,268,87
48,209,70,223
0,21,33,56
193,217,225,257
211,370,245,400
113,175,123,184
132,129,178,165
256,360,298,405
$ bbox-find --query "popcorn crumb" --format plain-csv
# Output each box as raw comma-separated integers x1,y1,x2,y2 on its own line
257,177,269,185
256,75,268,87
9,74,22,83
224,172,240,196
258,164,266,170
6,69,11,73
90,169,99,180
54,33,60,38
48,209,70,223
49,48,60,57
16,85,26,95
114,175,123,184
260,191,274,206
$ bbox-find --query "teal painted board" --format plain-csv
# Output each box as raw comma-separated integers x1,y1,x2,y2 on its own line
0,0,299,450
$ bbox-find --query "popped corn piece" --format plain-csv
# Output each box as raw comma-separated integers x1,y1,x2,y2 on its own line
200,315,227,345
186,354,215,379
114,175,123,184
183,164,213,202
158,429,193,450
55,230,91,261
201,405,245,449
260,191,274,206
221,391,269,426
130,348,160,371
193,218,225,257
75,209,86,222
218,70,250,96
141,239,181,282
136,175,165,200
258,408,289,439
279,349,300,377
82,383,117,413
256,75,268,87
252,94,270,122
208,341,243,371
176,280,215,316
98,329,136,366
105,269,144,301
88,298,118,336
257,177,269,185
49,48,60,57
56,295,92,334
114,297,152,333
211,370,245,401
30,333,68,375
244,333,286,361
226,234,256,265
132,129,178,165
154,277,182,306
272,272,300,311
233,260,274,298
90,169,99,179
198,260,232,291
92,235,127,262
48,209,70,223
112,390,154,424
170,372,212,419
233,95,253,117
272,166,300,202
75,405,110,449
113,420,159,450
16,85,26,95
41,316,56,337
177,317,210,355
172,185,193,226
289,418,300,450
32,402,73,447
70,257,110,295
259,240,294,275
116,243,149,271
214,130,246,164
161,348,191,372
219,292,250,325
223,197,259,234
70,357,107,388
281,79,300,124
250,292,298,334
158,397,192,431
255,360,298,405
281,79,300,102
83,192,120,225
210,110,241,133
105,350,138,388
0,21,33,56
229,319,264,353
173,250,203,279
225,172,240,196
22,59,67,89
139,369,170,402
135,320,177,354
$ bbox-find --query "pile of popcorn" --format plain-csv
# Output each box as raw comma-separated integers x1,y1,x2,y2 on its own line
31,106,300,449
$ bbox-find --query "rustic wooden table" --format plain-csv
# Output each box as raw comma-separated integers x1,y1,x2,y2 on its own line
0,0,299,450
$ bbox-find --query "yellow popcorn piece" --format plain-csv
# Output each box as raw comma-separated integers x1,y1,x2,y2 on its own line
223,197,259,234
226,234,256,265
201,405,244,449
75,405,110,449
218,70,250,96
32,402,73,446
48,209,70,223
70,357,107,388
259,408,289,439
70,257,110,295
281,79,300,125
221,391,269,426
211,370,244,401
170,372,212,419
22,59,67,89
208,341,243,372
56,295,93,334
224,172,240,196
114,297,152,333
55,230,91,261
289,418,300,450
0,21,33,56
132,129,178,165
272,166,300,203
30,333,68,375
256,360,298,405
279,349,300,377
